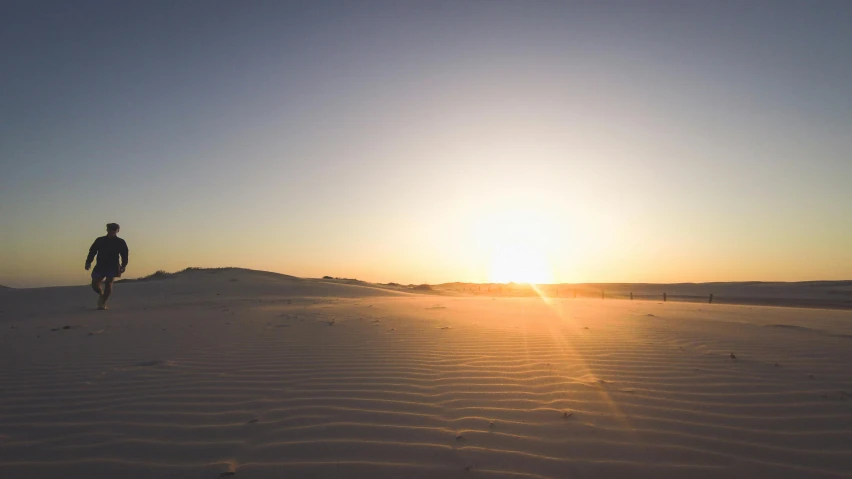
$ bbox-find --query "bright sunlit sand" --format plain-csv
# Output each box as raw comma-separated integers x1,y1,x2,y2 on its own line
2,269,851,479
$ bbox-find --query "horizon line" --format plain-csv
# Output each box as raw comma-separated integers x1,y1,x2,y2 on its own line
3,266,851,290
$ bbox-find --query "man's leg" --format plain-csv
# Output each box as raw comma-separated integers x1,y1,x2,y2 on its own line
101,277,114,303
91,277,103,295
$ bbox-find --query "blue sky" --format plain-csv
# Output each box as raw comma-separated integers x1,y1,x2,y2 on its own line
2,0,851,287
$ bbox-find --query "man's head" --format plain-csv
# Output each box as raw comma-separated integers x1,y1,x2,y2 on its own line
106,223,120,237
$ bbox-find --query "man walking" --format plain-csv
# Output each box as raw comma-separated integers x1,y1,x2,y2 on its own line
85,223,129,310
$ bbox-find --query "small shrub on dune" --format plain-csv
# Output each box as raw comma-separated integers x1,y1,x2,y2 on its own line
118,269,175,283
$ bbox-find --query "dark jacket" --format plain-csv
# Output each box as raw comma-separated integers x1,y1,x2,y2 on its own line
86,236,129,271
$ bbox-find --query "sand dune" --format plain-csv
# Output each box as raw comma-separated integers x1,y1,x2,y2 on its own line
1,269,851,478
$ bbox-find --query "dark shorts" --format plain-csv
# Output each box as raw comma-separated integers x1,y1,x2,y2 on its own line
92,269,119,280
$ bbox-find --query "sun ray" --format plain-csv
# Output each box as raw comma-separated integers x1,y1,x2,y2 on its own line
531,290,638,437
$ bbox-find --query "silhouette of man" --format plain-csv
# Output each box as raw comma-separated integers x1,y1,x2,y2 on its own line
85,223,129,310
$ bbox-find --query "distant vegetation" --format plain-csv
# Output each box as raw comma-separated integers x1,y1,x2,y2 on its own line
322,276,362,282
322,276,433,291
118,267,235,283
116,270,175,283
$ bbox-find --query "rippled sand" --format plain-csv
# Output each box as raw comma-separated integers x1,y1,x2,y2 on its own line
2,269,851,478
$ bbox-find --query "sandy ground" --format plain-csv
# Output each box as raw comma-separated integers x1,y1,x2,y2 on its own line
1,269,851,478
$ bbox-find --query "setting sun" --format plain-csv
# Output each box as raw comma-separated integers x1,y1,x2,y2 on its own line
470,207,559,285
489,242,553,284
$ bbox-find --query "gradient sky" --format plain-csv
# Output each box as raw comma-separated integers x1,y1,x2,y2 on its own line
2,0,851,287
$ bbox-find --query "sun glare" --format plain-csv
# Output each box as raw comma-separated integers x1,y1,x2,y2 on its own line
470,206,560,285
489,242,553,284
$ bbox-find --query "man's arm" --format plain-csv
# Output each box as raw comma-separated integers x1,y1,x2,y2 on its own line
85,238,100,268
120,239,129,270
